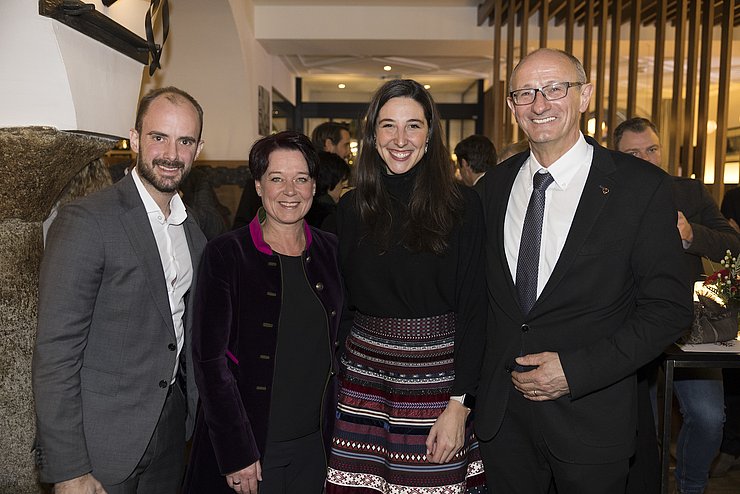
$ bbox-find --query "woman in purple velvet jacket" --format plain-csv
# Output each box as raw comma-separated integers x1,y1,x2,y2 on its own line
183,131,344,494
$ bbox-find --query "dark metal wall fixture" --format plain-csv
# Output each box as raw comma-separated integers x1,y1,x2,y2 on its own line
477,0,739,199
39,0,170,77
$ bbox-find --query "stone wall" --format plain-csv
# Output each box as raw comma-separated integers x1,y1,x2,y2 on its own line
0,127,117,493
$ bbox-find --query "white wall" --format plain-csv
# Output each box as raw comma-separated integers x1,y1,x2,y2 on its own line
0,0,147,137
140,0,295,160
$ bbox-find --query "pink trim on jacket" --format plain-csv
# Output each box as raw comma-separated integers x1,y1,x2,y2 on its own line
248,211,313,255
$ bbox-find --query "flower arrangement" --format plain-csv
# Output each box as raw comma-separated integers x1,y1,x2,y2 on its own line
703,250,740,309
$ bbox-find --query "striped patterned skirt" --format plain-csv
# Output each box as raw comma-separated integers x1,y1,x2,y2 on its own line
326,312,487,493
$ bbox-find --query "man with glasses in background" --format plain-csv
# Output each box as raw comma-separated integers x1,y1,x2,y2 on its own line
475,48,692,494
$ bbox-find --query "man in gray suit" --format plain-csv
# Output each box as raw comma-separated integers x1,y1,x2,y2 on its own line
33,87,207,493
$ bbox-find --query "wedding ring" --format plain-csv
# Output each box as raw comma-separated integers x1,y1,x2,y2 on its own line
533,390,538,396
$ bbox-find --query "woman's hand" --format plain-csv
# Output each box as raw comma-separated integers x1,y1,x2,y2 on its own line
226,460,262,493
425,400,469,464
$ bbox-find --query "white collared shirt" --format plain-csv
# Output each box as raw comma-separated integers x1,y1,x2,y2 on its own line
132,167,192,383
504,133,593,298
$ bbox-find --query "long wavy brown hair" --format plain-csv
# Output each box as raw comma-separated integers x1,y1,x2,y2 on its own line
354,79,462,254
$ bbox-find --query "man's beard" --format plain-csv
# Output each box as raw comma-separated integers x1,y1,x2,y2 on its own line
137,156,190,193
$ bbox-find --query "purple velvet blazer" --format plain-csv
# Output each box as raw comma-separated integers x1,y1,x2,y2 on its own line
185,214,343,487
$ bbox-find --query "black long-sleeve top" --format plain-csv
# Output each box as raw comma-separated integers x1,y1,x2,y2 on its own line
335,167,487,396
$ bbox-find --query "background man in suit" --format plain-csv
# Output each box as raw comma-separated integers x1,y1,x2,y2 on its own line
454,134,497,200
476,48,693,493
33,86,207,494
615,117,738,494
310,121,352,161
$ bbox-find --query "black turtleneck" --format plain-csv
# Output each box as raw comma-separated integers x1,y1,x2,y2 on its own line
335,165,486,395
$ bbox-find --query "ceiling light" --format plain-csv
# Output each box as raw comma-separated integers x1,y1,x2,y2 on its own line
338,83,346,89
383,65,392,71
424,84,431,90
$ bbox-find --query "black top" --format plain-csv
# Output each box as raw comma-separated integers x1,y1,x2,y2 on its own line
305,194,337,233
335,167,487,395
267,254,331,441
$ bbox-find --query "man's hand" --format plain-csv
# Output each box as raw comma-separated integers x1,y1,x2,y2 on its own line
729,218,740,233
512,352,570,401
54,473,106,494
226,460,262,494
425,400,469,464
677,211,694,244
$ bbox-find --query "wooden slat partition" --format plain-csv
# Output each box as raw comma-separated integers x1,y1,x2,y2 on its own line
607,0,622,149
478,0,495,25
651,0,667,125
540,0,550,47
694,0,715,182
712,0,735,200
521,0,530,61
566,0,576,53
681,0,701,177
596,0,609,143
517,0,528,142
581,0,595,131
492,0,504,149
506,0,517,144
626,0,642,117
476,0,738,198
668,0,686,176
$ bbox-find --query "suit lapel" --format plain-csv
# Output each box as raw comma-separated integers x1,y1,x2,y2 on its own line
533,139,617,312
493,153,529,320
117,174,175,335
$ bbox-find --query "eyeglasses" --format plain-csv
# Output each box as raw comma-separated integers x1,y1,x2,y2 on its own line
509,82,585,106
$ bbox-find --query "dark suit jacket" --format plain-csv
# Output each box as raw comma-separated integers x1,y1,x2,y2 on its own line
472,173,487,203
720,186,740,224
476,137,693,463
672,177,740,282
33,173,207,484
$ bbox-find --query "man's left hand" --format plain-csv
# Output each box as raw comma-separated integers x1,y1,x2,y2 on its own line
512,352,570,401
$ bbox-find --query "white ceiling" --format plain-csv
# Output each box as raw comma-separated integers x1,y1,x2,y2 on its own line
252,0,740,107
252,0,491,98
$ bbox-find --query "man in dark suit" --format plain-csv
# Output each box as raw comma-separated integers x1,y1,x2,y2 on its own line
615,117,738,494
454,134,497,201
33,87,207,493
476,48,693,493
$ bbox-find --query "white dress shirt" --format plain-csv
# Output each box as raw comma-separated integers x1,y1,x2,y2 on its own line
132,167,192,383
504,133,593,298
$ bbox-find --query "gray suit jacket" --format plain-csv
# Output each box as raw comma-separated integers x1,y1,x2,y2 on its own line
33,173,207,484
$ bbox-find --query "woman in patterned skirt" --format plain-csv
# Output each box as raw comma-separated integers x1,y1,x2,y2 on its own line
326,79,487,493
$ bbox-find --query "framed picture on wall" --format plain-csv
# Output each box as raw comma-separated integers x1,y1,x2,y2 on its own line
258,86,271,136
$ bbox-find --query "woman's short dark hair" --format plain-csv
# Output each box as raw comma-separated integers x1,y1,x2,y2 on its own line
354,79,462,254
248,131,319,181
316,152,351,196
